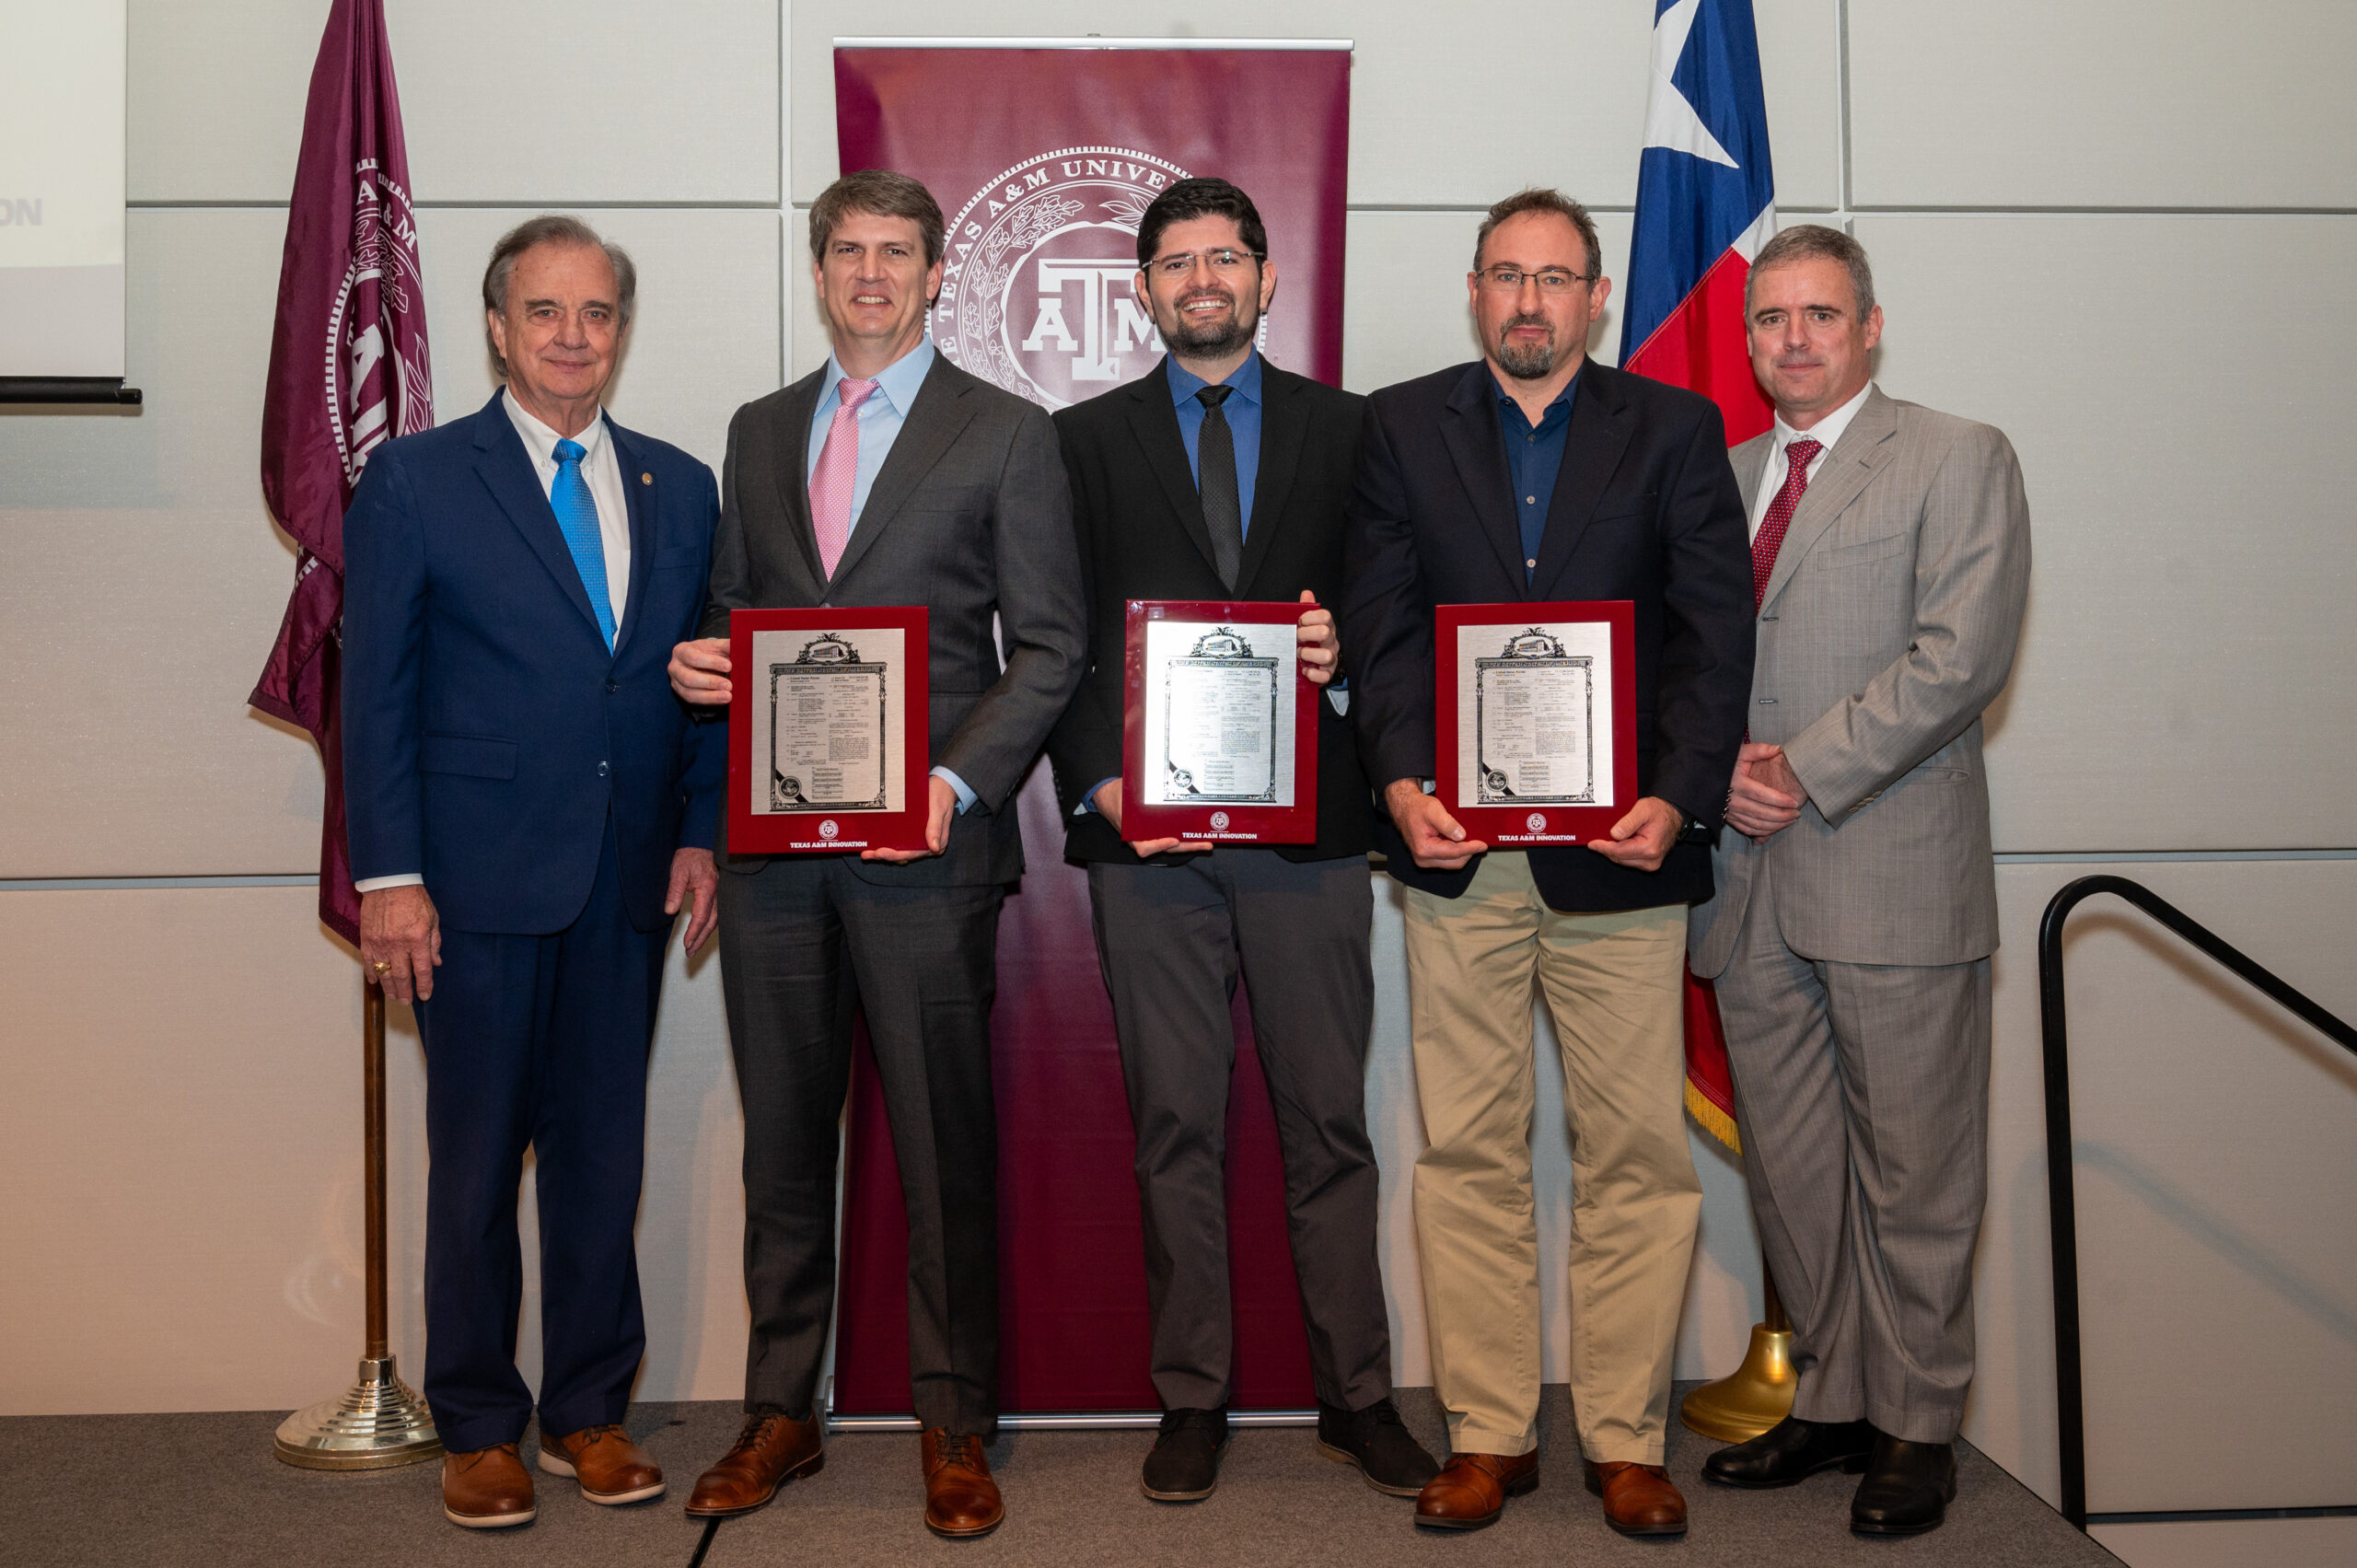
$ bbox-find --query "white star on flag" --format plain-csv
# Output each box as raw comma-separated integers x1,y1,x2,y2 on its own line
1643,0,1738,168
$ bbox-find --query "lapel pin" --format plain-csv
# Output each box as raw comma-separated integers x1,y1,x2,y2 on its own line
641,471,653,484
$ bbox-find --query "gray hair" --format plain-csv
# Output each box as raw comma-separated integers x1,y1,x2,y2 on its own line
1747,224,1875,319
1473,187,1602,280
481,215,637,378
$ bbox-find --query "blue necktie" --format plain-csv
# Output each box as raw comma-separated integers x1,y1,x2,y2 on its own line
552,436,617,649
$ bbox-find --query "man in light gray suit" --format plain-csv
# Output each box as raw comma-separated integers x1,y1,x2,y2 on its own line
1688,226,2029,1537
666,170,1085,1540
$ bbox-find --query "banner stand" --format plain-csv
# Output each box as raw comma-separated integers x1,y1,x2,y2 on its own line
273,978,442,1469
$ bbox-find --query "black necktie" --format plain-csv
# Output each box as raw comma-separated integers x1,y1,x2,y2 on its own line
1195,385,1243,591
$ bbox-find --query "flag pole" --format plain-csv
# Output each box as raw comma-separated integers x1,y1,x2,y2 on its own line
273,974,442,1469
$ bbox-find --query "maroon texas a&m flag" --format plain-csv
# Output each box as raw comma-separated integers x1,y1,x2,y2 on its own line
249,0,433,944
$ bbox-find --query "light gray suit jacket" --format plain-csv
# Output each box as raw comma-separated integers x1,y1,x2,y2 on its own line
1689,388,2030,973
700,353,1086,887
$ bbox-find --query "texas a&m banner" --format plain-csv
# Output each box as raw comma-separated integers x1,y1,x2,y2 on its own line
829,41,1351,1417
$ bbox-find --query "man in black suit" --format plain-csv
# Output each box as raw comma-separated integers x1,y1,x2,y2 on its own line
666,171,1086,1539
1341,189,1753,1538
1048,179,1437,1505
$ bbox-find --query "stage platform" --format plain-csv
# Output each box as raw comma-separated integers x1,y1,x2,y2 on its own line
1,1387,2116,1567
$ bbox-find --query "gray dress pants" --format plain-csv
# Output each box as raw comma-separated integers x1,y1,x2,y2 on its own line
1713,854,1992,1444
1087,849,1393,1412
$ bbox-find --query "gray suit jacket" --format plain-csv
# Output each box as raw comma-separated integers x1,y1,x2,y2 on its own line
700,354,1086,887
1689,388,2030,973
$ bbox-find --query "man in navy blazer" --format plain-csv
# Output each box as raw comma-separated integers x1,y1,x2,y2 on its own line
343,217,721,1531
1341,190,1753,1538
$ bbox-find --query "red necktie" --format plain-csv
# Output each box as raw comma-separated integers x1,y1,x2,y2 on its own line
1750,436,1823,611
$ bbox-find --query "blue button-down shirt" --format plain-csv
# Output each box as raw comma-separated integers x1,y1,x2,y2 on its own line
806,339,936,535
1167,350,1263,537
1497,370,1579,582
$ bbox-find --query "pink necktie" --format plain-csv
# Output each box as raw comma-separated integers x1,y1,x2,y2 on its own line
1750,436,1823,611
808,377,879,579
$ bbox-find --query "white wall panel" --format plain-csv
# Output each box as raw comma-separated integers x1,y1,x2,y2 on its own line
0,885,746,1414
1856,214,2357,854
1851,2,2357,211
130,0,779,205
1968,858,2357,1510
2094,1516,2357,1568
0,209,325,878
787,2,1840,212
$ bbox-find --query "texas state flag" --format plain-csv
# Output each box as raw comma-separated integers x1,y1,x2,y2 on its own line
1620,0,1777,445
1620,0,1777,1150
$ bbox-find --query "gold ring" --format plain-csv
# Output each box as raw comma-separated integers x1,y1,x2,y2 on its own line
371,960,392,973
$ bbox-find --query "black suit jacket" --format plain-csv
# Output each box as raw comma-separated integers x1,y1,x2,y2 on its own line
1048,359,1380,865
699,353,1086,887
1341,358,1754,911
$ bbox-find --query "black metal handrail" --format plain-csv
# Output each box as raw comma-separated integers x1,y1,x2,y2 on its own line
2038,874,2357,1529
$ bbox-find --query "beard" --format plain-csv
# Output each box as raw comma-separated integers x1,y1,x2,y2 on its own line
1163,289,1258,358
1493,312,1559,379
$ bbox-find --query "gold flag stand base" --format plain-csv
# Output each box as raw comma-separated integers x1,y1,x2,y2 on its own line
1678,1319,1796,1442
274,1354,442,1470
273,981,444,1470
1679,1272,1797,1443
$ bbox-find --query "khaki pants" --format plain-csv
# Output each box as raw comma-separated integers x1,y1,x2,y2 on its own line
1402,852,1700,1464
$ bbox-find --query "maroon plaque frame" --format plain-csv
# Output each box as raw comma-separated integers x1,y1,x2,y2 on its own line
727,606,930,855
1120,598,1320,845
1434,599,1638,847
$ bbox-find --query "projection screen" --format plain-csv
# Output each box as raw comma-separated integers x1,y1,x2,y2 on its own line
0,1,127,388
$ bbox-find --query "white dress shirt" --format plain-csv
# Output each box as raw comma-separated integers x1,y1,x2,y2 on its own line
353,392,634,894
1748,380,1875,543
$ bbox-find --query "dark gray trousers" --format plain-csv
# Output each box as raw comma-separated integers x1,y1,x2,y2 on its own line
1087,850,1392,1412
717,854,1003,1436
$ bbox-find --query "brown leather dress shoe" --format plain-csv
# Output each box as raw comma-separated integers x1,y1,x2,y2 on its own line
922,1428,1004,1539
539,1423,665,1504
1585,1459,1689,1537
1413,1451,1539,1530
685,1411,825,1518
443,1442,536,1529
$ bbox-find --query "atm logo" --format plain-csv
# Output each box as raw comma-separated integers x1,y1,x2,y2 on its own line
934,146,1192,409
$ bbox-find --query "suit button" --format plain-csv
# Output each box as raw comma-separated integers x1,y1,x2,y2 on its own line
598,761,610,776
605,679,619,693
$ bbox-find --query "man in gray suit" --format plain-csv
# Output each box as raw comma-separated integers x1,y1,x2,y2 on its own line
1688,226,2029,1536
666,170,1086,1539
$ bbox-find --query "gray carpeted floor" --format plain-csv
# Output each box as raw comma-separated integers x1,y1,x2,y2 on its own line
0,1388,2119,1567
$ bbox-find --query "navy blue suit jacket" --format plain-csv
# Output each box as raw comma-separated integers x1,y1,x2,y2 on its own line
343,391,724,935
1341,358,1754,912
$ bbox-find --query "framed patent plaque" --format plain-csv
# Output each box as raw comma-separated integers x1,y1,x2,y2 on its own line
1120,599,1319,844
727,607,929,854
1434,600,1638,847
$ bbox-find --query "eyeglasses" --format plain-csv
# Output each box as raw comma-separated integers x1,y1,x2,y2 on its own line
1478,265,1596,296
1145,249,1265,279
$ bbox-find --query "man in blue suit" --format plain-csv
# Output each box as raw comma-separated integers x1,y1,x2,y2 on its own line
343,216,722,1530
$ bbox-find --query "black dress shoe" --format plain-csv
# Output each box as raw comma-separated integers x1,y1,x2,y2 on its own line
1316,1398,1441,1496
1851,1430,1958,1536
1703,1415,1873,1489
1142,1407,1230,1502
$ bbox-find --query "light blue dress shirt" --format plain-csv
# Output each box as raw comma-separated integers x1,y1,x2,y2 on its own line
1166,349,1264,537
802,338,975,813
805,338,936,533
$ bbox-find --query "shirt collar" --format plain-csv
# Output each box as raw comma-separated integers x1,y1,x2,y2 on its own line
503,387,607,462
1773,380,1874,461
825,337,936,417
1493,367,1579,431
1166,348,1264,409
